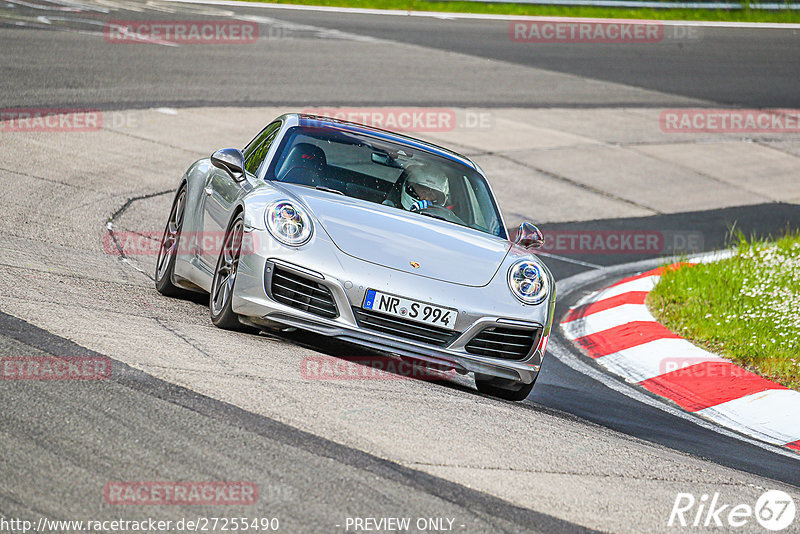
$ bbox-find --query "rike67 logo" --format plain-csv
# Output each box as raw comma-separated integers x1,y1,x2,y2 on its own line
669,490,796,531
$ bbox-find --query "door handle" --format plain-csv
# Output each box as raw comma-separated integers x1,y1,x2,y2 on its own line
204,186,213,196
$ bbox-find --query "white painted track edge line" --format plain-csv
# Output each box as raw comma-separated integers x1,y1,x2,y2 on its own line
697,389,800,445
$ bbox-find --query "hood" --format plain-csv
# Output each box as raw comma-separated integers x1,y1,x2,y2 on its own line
281,185,510,287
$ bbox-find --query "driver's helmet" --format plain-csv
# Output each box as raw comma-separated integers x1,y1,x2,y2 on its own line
400,166,450,210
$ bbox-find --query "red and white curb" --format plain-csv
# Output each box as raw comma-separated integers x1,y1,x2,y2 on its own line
561,264,800,453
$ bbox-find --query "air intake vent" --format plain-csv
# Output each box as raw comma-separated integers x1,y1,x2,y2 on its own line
268,266,337,319
465,326,541,360
353,309,459,347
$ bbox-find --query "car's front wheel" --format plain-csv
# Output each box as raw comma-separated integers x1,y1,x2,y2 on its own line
210,212,247,330
155,184,188,297
475,374,536,402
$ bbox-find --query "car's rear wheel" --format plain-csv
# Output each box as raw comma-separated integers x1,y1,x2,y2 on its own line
210,212,247,330
155,184,188,297
475,374,536,402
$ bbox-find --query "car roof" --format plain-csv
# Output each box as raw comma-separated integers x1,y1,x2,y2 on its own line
289,113,478,171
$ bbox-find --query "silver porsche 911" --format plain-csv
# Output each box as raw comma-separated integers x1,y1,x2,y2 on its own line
155,113,555,400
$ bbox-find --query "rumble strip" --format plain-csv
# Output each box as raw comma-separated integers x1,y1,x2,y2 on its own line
561,265,800,453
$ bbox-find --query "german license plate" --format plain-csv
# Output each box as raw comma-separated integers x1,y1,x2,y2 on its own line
362,289,457,330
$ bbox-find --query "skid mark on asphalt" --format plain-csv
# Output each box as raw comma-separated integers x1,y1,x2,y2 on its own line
628,145,776,203
100,128,208,155
106,188,173,281
103,188,286,370
153,316,233,367
492,151,661,215
0,165,88,190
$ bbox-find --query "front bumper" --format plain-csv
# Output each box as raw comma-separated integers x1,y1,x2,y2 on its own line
231,229,552,385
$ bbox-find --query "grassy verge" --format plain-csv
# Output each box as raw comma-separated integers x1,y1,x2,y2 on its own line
647,233,800,390
246,0,800,23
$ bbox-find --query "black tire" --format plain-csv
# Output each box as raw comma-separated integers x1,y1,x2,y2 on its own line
155,185,188,297
475,374,536,402
209,212,247,330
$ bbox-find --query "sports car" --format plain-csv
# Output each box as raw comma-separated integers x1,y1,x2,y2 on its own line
155,113,555,400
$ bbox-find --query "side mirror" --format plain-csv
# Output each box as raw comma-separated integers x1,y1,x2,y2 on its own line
211,148,245,181
514,222,545,249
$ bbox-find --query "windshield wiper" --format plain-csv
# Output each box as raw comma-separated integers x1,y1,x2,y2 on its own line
287,183,345,196
416,211,448,222
314,186,344,196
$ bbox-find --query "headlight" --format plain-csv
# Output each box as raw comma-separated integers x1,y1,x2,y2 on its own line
508,259,548,305
265,200,313,246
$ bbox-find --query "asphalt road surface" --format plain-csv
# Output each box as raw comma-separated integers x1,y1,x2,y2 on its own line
2,0,799,108
1,1,799,533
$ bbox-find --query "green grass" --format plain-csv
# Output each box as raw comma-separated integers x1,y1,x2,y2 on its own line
647,233,800,390
246,0,800,23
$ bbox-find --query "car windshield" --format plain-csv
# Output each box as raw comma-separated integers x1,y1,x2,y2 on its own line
264,126,506,238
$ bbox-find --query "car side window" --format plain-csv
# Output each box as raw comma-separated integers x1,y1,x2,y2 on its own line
243,122,281,176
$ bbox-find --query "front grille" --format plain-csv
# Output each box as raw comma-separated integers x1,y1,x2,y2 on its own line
268,266,338,318
353,308,460,347
465,326,541,360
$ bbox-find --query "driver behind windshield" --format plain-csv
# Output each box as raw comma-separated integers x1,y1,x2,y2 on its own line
393,165,451,212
